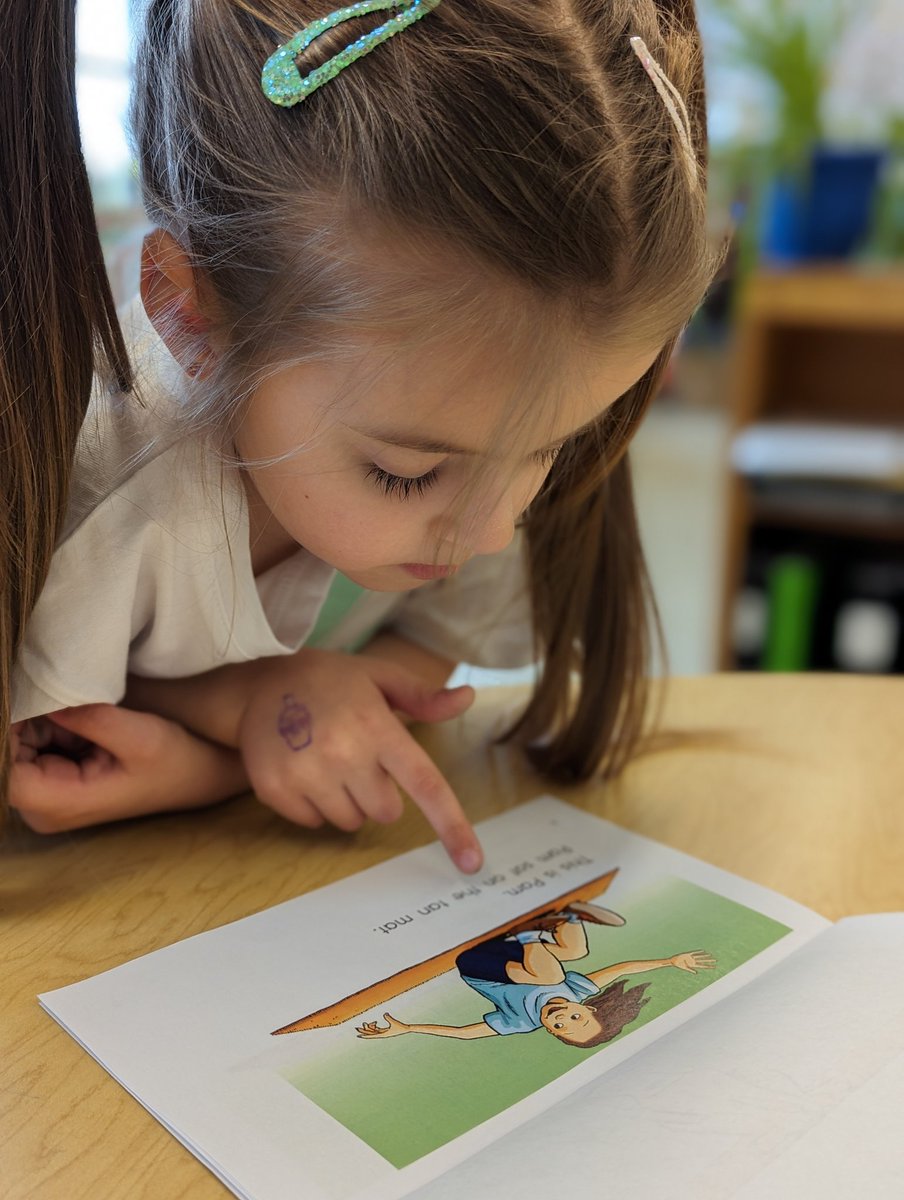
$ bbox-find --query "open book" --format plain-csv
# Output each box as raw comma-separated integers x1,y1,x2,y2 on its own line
40,797,904,1200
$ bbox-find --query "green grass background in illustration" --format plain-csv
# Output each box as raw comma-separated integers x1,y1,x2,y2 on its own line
281,877,790,1168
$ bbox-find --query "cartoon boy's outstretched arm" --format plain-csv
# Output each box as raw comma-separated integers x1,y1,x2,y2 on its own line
585,949,715,989
357,1014,497,1039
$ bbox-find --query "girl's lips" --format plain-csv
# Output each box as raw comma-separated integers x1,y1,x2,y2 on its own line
400,563,460,581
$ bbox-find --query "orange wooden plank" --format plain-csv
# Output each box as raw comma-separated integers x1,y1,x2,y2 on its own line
272,868,618,1033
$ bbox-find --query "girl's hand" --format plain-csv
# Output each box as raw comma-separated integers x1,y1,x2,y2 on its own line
356,1013,410,1038
10,705,246,833
237,648,481,872
668,950,717,973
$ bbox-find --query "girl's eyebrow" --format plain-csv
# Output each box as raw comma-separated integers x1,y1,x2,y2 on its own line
347,414,604,458
350,425,477,456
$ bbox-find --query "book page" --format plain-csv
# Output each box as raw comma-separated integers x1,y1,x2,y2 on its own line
39,797,830,1200
416,914,904,1200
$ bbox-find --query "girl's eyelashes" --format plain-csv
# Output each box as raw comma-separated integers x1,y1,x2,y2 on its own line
366,464,441,499
366,443,562,500
533,444,564,468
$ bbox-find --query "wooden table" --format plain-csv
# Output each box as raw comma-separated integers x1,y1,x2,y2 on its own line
2,674,902,1199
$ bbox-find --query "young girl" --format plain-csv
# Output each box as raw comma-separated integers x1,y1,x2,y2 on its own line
2,0,718,868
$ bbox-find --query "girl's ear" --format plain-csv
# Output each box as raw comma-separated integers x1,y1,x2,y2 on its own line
140,229,217,377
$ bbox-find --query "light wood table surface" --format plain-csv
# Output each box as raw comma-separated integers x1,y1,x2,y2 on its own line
2,673,902,1199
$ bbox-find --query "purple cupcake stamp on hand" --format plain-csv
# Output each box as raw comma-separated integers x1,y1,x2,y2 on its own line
277,693,313,751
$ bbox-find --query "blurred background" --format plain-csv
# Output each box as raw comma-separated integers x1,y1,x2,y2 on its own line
77,0,904,678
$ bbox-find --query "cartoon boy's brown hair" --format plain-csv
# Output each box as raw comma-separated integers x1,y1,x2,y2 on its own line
554,979,651,1048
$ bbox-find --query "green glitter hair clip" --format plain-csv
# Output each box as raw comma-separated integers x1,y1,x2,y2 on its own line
262,0,442,107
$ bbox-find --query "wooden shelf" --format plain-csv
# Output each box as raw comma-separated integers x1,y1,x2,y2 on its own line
749,500,904,544
719,267,904,669
739,267,904,330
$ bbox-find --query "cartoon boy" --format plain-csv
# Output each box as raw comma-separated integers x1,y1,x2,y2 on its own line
357,902,716,1049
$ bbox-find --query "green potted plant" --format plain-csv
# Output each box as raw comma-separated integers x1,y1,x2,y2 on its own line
706,0,885,261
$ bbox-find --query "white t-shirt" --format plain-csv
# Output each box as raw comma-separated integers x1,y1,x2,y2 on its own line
11,302,533,723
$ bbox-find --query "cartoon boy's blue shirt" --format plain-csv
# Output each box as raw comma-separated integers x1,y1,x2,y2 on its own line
461,971,598,1034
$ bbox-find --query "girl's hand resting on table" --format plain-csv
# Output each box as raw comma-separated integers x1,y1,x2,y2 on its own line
10,706,246,834
237,648,481,873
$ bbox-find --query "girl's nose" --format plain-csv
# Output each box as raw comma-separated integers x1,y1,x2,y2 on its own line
469,501,516,556
438,488,517,559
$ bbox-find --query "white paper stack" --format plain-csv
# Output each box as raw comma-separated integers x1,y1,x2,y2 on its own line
731,421,904,486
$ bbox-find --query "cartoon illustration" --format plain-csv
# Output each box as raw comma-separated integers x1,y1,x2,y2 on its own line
276,866,787,1169
272,869,623,1035
356,902,716,1048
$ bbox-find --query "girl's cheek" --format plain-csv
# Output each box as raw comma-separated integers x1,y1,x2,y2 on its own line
516,464,553,514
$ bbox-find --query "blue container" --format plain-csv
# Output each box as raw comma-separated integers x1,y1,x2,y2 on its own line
762,147,884,262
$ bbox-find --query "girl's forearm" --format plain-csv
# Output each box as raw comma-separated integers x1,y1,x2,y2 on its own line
10,709,250,834
125,660,269,747
358,631,457,692
126,634,457,747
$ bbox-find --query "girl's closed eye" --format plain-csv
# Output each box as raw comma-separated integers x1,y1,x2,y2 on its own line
366,464,441,499
367,442,562,501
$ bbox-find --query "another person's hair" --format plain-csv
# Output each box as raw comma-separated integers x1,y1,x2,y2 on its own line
1,0,718,827
553,978,651,1048
0,0,130,823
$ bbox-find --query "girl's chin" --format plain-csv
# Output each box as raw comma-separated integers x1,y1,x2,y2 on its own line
334,564,433,592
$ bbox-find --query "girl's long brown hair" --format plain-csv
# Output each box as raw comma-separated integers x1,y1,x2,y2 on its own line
512,351,676,781
512,0,713,782
0,0,130,822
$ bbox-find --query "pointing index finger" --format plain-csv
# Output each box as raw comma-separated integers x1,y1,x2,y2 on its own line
379,733,483,874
